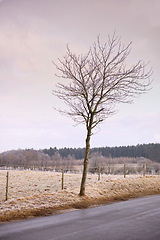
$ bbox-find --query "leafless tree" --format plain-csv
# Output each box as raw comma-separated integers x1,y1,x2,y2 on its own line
53,34,152,196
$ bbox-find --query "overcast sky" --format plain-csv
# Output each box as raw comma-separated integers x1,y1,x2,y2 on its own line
0,0,160,152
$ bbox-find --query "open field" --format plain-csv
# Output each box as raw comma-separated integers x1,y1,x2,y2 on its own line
0,170,160,222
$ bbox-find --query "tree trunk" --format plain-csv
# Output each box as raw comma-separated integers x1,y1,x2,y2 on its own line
79,128,91,196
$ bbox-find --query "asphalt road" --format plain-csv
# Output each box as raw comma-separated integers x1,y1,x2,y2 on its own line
1,195,160,240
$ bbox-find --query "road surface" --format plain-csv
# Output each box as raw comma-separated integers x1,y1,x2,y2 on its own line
0,195,160,240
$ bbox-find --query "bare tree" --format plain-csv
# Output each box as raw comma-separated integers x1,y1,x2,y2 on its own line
53,34,152,196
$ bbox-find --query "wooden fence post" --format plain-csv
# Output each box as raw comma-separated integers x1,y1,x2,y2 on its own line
143,164,146,177
62,167,64,190
6,171,9,201
124,164,126,178
98,166,101,181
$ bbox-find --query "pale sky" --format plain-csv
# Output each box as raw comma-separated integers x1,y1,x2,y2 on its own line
0,0,160,152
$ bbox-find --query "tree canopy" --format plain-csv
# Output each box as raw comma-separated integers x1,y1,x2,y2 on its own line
53,34,152,132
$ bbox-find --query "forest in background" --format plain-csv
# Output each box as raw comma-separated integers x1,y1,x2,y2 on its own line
43,143,160,162
0,143,160,175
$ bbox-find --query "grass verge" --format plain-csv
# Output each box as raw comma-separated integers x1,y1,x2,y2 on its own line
1,189,160,223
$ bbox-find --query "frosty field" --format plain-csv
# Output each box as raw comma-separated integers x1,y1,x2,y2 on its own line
0,170,160,222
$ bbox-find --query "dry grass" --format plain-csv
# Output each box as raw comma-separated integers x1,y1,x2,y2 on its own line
0,170,160,222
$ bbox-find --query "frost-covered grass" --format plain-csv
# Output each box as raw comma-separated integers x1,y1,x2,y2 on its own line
0,170,160,222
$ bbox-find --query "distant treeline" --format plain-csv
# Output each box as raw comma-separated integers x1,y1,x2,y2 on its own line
43,143,160,163
0,143,160,170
